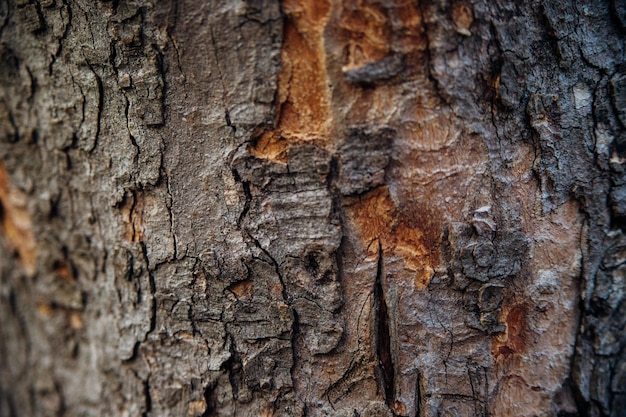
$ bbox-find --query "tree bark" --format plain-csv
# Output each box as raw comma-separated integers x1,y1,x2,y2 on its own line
0,0,625,416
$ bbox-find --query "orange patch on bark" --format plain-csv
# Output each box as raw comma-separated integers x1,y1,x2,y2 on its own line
451,3,473,36
187,400,207,416
53,259,75,282
121,191,144,242
260,404,276,417
493,305,528,360
0,161,37,275
68,311,84,330
251,0,332,162
37,302,54,318
227,279,254,300
392,400,407,416
338,0,426,71
393,2,427,54
339,2,389,70
346,187,439,290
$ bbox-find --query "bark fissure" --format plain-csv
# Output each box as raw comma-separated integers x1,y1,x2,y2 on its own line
48,0,72,76
290,308,302,404
374,240,395,409
413,371,424,417
232,168,251,229
163,171,177,260
142,376,152,417
140,240,156,336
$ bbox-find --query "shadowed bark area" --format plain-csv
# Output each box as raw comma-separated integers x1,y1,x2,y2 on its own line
0,0,625,416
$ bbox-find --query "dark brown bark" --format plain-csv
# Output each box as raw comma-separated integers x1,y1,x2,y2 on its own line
0,0,625,416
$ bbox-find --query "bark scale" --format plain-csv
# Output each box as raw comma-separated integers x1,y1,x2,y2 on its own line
0,0,625,416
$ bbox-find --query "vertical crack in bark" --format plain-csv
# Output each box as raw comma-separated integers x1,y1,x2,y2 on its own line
19,64,35,107
153,46,166,128
467,364,480,417
53,379,67,416
123,96,139,163
414,370,424,417
141,375,152,417
0,1,9,37
0,387,18,417
73,71,87,147
290,307,302,404
201,381,217,417
84,59,103,153
466,362,490,417
415,2,446,105
163,170,177,260
569,216,590,416
188,258,202,337
139,241,156,335
374,240,395,408
231,168,251,229
483,367,489,417
223,333,242,401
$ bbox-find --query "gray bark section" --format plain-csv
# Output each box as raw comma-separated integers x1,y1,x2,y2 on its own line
493,2,626,415
0,0,624,416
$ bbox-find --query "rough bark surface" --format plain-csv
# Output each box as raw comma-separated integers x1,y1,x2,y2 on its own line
0,0,624,416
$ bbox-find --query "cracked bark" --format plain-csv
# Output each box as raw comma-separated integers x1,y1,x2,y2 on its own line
1,0,625,416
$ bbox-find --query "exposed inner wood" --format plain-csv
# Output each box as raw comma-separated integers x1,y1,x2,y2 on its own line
121,190,145,242
346,187,437,290
0,161,37,275
250,0,332,162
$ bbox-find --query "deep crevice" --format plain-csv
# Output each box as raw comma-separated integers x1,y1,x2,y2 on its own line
222,333,243,401
139,241,156,334
374,241,395,409
201,382,217,417
290,308,301,397
414,370,424,417
151,45,166,127
141,376,152,417
416,2,447,105
231,168,251,229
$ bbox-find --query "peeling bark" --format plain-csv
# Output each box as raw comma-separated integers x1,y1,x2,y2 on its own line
1,0,625,416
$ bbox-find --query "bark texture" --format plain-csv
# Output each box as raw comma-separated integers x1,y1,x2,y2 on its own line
0,0,625,416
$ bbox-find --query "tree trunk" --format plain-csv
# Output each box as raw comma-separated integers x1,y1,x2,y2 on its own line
1,0,625,416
